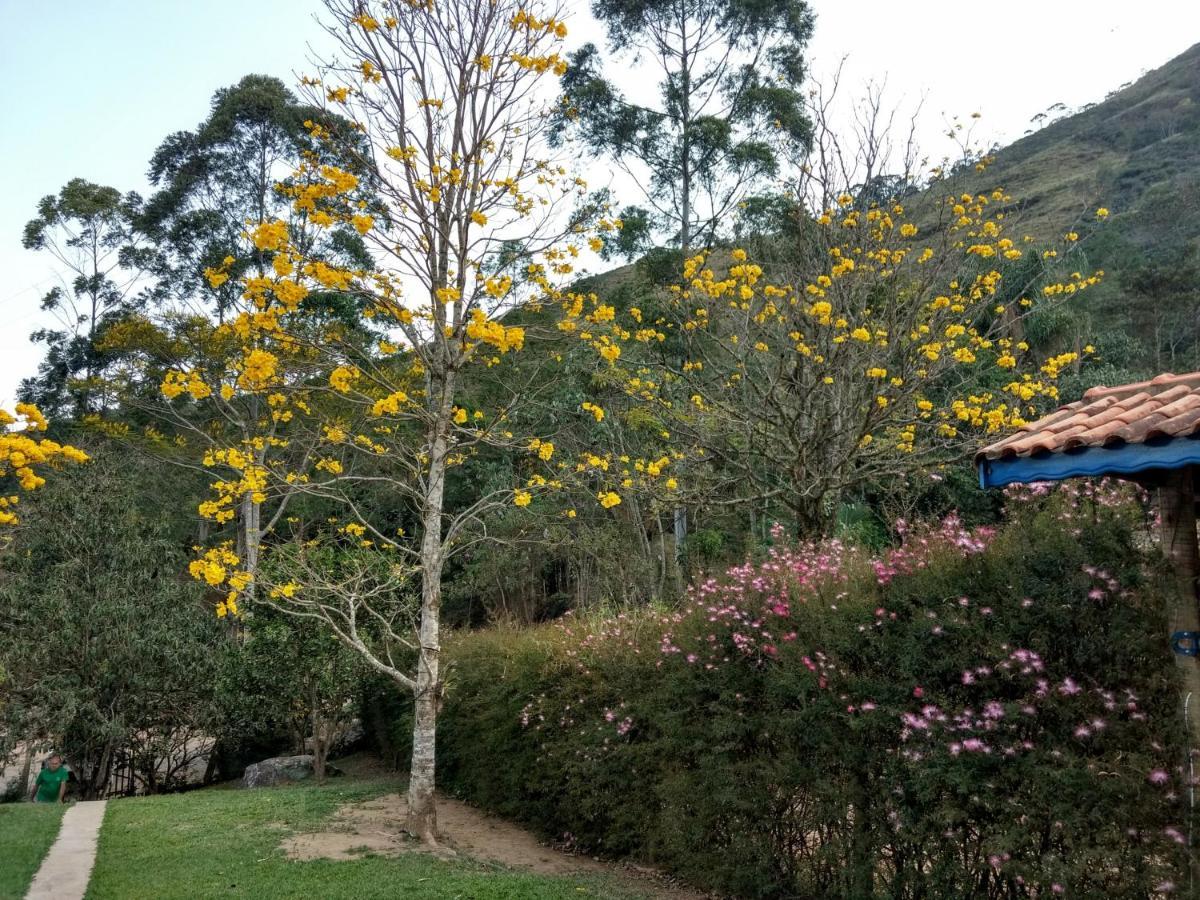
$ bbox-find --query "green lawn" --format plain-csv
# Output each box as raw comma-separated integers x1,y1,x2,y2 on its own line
86,778,650,899
0,802,66,900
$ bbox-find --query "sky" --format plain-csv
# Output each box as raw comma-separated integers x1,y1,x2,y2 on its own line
1,0,1198,407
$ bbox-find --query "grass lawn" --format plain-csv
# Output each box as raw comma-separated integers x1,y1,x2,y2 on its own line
86,777,651,899
0,802,66,900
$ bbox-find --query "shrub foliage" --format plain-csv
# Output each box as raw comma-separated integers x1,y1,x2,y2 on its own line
414,484,1188,898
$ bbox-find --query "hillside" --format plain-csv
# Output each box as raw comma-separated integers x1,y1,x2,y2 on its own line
965,42,1200,376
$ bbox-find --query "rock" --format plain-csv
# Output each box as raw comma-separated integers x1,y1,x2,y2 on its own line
335,719,366,753
241,755,316,788
303,718,365,756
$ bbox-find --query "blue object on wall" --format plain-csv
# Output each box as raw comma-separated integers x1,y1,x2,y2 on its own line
1172,631,1200,657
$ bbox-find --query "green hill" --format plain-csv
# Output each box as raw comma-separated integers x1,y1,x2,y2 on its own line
966,42,1200,376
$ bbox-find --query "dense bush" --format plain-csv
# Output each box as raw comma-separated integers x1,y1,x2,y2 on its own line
419,482,1188,898
0,447,223,797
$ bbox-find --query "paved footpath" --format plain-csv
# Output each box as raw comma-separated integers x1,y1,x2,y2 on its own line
25,800,107,900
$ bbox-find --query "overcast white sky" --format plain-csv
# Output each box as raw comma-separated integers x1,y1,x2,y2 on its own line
1,1,1197,408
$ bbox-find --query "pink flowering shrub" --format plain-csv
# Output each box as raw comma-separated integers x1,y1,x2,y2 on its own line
421,480,1186,898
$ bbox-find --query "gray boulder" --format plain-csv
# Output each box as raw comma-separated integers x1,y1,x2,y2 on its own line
241,754,317,788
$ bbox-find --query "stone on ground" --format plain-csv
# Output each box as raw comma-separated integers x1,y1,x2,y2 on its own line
241,754,342,788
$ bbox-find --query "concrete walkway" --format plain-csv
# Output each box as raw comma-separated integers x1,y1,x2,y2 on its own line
25,800,107,900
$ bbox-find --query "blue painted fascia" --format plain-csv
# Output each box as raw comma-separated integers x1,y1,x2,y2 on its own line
977,435,1200,488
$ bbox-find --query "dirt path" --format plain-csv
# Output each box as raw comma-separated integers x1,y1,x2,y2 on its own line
281,791,708,898
25,800,107,900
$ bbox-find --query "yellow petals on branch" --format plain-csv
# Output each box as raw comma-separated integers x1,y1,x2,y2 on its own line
161,369,212,401
236,349,279,391
329,366,360,393
251,220,289,252
465,310,524,353
274,279,308,309
319,165,359,194
0,404,88,523
371,391,410,416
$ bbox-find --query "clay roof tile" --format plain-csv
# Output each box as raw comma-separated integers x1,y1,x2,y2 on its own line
976,371,1200,462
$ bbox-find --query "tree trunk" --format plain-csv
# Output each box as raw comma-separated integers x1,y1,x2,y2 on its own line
311,682,327,782
672,505,688,583
848,765,875,898
407,686,439,842
407,376,451,843
17,742,33,799
672,18,692,584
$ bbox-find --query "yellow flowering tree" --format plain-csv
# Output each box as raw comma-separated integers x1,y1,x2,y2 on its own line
93,96,379,606
0,403,89,527
161,0,618,842
584,93,1107,534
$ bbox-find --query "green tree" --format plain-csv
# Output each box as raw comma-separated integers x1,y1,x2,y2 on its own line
216,606,364,781
556,0,815,255
21,179,145,418
555,1,814,569
0,446,222,798
140,73,373,320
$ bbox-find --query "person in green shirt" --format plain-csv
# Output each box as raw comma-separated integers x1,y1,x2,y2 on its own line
30,753,69,804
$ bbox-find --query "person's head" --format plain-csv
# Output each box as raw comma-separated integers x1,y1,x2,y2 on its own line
47,754,62,771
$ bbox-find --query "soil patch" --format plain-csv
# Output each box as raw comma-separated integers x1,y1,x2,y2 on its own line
281,791,707,898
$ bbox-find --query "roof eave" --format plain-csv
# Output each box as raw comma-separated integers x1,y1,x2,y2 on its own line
976,435,1200,489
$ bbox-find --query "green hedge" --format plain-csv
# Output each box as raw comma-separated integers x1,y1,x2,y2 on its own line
383,483,1190,897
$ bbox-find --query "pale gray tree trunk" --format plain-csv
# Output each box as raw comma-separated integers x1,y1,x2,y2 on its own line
407,374,451,842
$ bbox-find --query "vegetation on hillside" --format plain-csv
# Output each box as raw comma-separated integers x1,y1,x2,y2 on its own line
955,43,1200,380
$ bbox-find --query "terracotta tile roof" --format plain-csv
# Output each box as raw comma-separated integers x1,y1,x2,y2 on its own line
976,372,1200,462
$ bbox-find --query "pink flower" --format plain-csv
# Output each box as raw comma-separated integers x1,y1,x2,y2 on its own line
1148,769,1170,785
